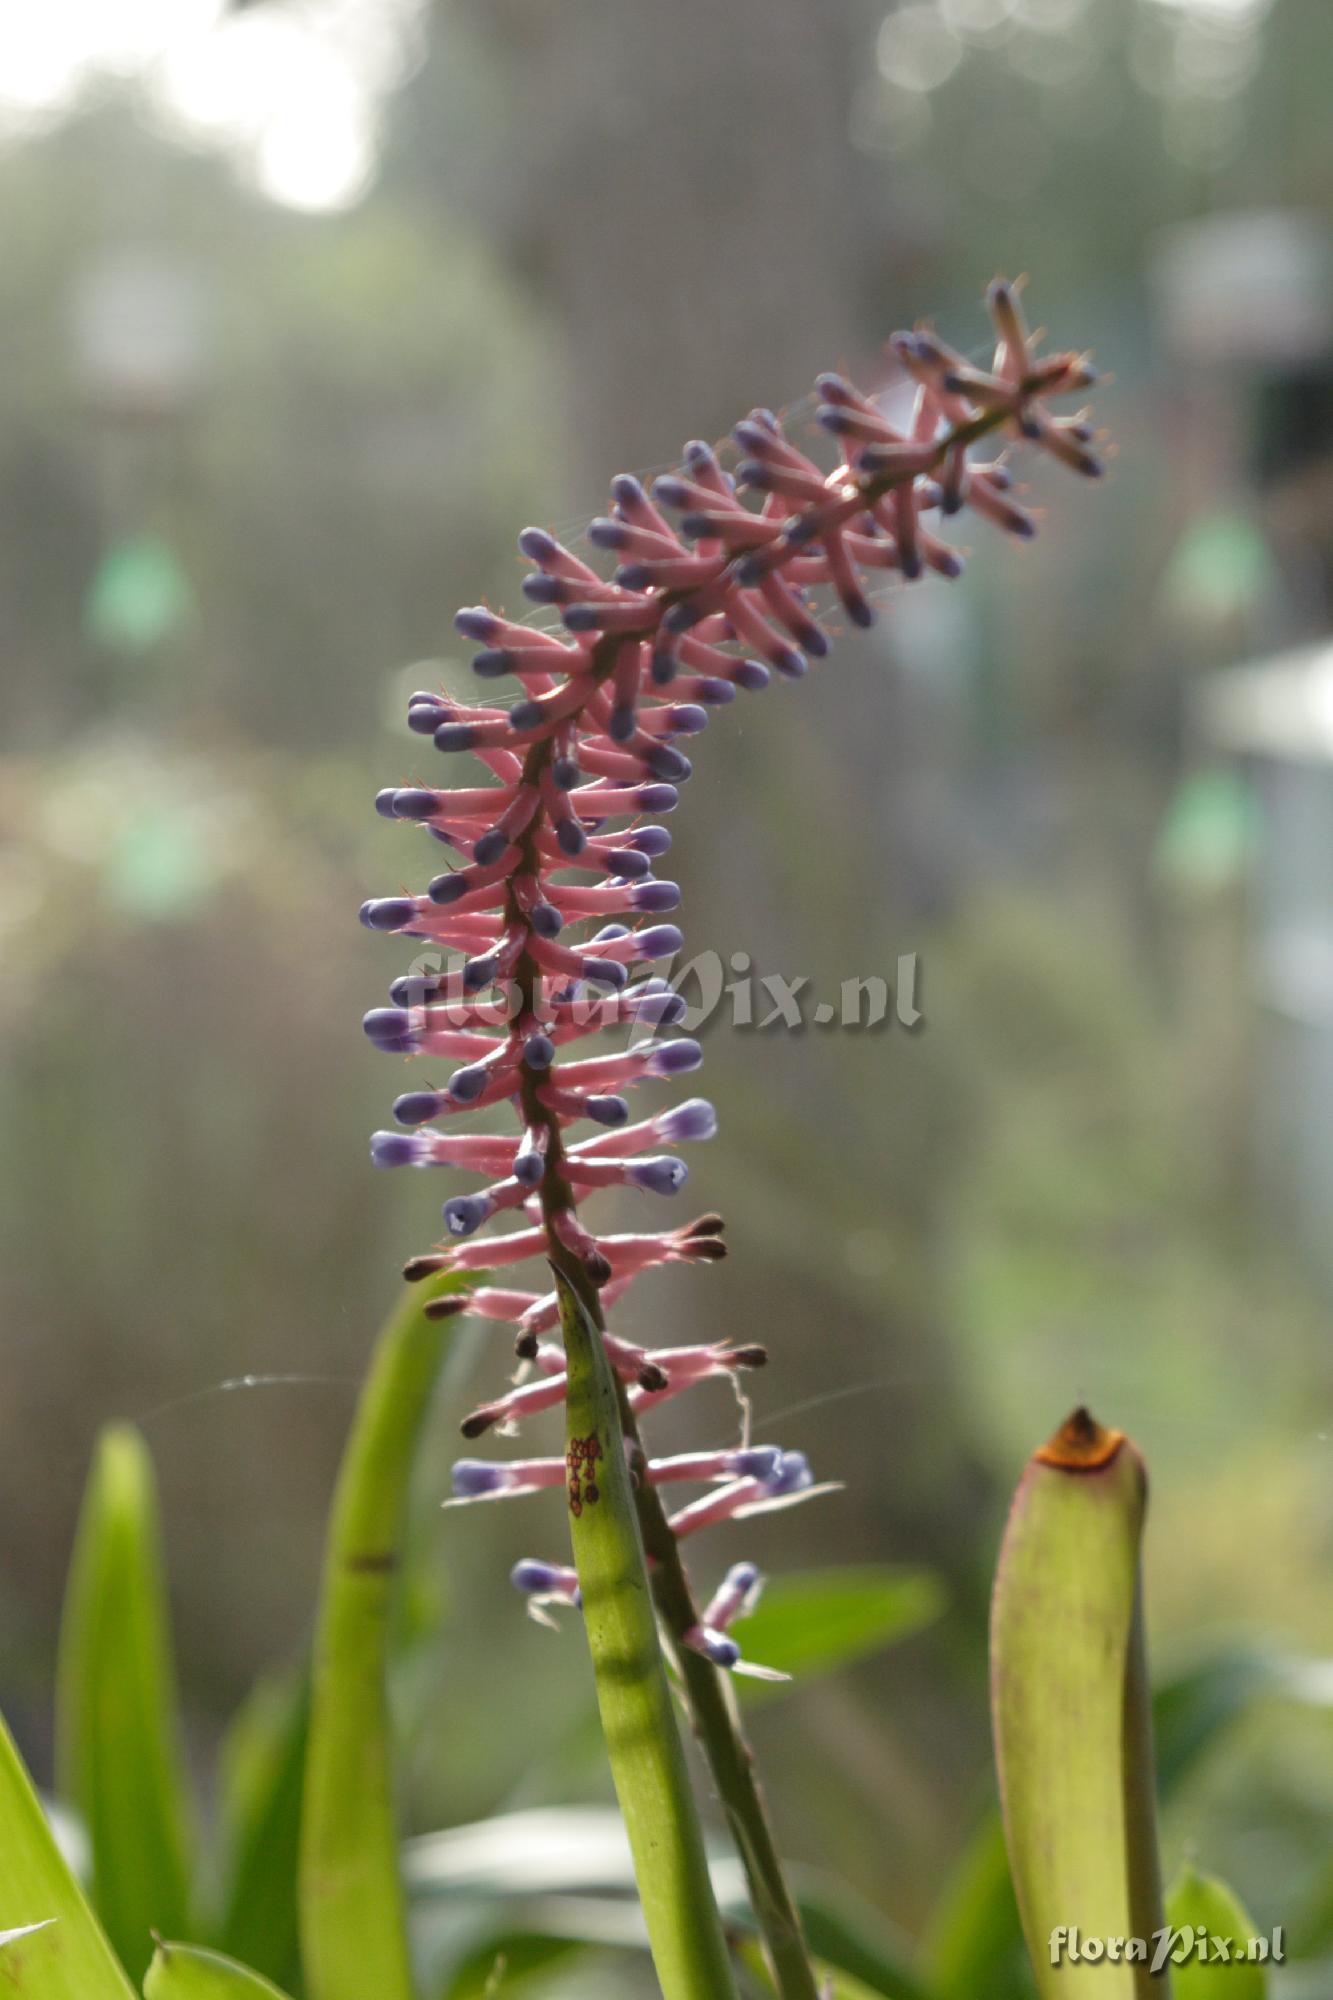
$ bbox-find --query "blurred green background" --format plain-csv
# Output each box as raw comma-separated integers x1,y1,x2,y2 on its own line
1,0,1332,1979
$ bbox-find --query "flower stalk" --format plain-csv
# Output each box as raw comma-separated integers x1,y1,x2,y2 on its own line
364,279,1103,1998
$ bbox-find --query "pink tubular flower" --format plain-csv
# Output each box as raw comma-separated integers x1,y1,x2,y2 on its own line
365,280,1103,1657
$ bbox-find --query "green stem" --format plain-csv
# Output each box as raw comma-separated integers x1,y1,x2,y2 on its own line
300,1271,470,2000
557,1268,740,2000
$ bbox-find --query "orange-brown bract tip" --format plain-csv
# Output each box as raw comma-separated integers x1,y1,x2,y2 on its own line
403,1254,446,1282
585,1248,613,1286
514,1328,539,1361
1035,1405,1126,1471
685,1212,726,1238
686,1237,727,1262
731,1344,768,1369
423,1294,468,1321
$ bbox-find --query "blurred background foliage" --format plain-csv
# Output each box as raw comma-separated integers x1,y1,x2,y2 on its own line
1,0,1332,1981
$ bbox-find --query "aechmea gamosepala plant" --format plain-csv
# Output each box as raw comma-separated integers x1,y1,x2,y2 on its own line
362,277,1103,1988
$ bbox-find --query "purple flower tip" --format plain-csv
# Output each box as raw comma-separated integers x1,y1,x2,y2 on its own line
582,957,629,990
611,473,646,507
394,1089,444,1126
518,526,558,562
608,702,638,742
726,1562,762,1593
635,924,684,959
735,1446,781,1481
511,1558,577,1601
471,648,511,678
473,828,509,866
363,1007,418,1053
628,988,686,1027
768,1450,813,1496
454,607,499,642
650,1037,703,1076
443,1193,494,1238
695,677,736,705
389,973,439,1007
447,1064,489,1104
629,825,672,857
453,1460,509,1496
659,1097,717,1143
375,788,400,819
530,900,564,936
646,744,692,783
462,955,499,993
632,879,681,914
651,475,690,509
650,648,678,685
521,572,563,606
514,1148,546,1187
629,1155,689,1196
392,788,439,819
666,704,708,736
699,1630,741,1668
428,871,469,905
587,517,628,551
552,757,580,790
557,819,587,858
370,1130,421,1169
773,647,807,679
407,699,446,735
434,723,478,753
585,1094,630,1127
604,846,650,881
508,700,544,732
636,783,679,813
614,564,651,593
360,897,416,932
523,1032,555,1070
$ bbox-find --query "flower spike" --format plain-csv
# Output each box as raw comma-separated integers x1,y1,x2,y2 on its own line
365,281,1102,1657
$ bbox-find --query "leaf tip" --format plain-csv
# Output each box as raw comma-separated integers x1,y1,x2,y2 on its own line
1034,1405,1125,1472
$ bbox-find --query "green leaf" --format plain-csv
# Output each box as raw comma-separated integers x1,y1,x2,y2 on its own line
921,1814,1028,2000
437,1931,586,1999
926,1645,1320,2000
145,1940,295,1999
732,1567,943,1699
299,1271,473,2000
990,1408,1166,1999
216,1675,309,1994
556,1268,739,2000
1165,1868,1270,1998
55,1423,196,1985
0,1704,135,1998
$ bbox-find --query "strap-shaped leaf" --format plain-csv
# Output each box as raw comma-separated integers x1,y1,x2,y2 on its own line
991,1408,1167,1997
55,1423,196,1985
1165,1868,1270,1999
145,1940,294,1999
0,1704,135,1999
300,1271,473,2000
556,1267,738,2000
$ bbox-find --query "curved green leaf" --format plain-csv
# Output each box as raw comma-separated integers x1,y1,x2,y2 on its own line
990,1408,1166,1999
1165,1869,1270,2000
556,1269,739,2000
145,1940,294,1999
733,1567,943,1700
216,1675,308,1993
0,1705,135,1998
55,1423,195,1984
300,1271,473,2000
